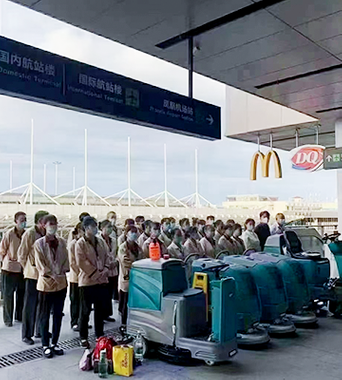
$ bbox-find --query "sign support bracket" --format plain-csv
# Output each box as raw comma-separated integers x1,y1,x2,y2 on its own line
188,37,194,99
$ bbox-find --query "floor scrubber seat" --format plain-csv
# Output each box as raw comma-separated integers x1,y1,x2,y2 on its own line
286,230,303,254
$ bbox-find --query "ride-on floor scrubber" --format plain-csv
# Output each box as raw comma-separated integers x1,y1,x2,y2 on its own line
192,258,270,347
222,255,296,335
265,231,332,310
247,252,317,326
127,258,238,365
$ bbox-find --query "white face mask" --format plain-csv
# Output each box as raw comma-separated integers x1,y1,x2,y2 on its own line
261,217,269,224
278,219,285,226
46,225,57,236
247,224,254,232
87,226,98,236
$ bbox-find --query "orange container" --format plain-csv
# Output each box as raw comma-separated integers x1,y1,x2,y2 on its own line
149,240,161,261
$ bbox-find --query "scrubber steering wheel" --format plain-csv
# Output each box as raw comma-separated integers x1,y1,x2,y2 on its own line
184,253,202,281
184,253,201,264
216,250,230,260
200,263,230,273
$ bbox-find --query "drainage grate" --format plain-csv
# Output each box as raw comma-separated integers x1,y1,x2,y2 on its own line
0,328,119,369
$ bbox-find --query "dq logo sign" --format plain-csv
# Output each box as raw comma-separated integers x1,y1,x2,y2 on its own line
290,145,324,172
250,150,282,181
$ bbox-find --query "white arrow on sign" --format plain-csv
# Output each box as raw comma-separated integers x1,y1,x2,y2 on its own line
206,115,214,125
326,155,333,162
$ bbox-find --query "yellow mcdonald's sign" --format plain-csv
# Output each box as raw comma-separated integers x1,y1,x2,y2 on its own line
250,150,282,181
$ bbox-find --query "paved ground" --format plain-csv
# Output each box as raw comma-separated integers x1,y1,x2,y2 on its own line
0,298,342,380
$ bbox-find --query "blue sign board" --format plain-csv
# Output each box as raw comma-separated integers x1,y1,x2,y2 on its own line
0,36,220,140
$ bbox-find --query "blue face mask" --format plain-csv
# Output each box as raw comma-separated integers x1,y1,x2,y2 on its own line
19,221,26,230
105,227,113,235
164,224,171,234
128,233,138,242
174,236,183,245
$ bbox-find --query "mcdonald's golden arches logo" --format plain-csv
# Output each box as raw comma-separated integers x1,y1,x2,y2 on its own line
250,150,282,181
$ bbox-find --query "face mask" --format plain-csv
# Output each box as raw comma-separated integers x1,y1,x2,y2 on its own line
278,219,285,226
88,227,98,236
151,230,160,239
18,221,26,230
174,236,182,245
233,231,240,237
46,226,57,236
110,219,116,226
128,233,138,242
247,224,254,232
261,217,268,224
106,227,113,235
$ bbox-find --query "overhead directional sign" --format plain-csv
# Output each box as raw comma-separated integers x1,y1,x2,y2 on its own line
323,147,342,170
0,36,220,140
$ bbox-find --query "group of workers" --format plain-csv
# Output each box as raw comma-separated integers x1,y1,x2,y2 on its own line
0,209,286,359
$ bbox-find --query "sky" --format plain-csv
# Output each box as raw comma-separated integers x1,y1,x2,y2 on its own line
0,0,337,204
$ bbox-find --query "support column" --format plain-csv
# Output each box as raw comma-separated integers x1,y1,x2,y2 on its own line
335,119,342,232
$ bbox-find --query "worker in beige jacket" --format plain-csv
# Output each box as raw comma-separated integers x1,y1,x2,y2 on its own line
142,222,168,258
75,216,110,348
197,219,206,239
167,228,188,259
218,224,238,255
35,214,69,359
137,220,152,250
100,219,119,322
170,217,177,232
232,224,245,255
242,218,261,253
214,220,224,244
159,218,172,248
200,225,218,259
0,212,27,327
67,222,84,331
118,225,143,326
135,215,145,236
107,211,119,251
18,210,49,345
180,218,191,243
67,212,90,246
184,227,204,257
117,218,135,246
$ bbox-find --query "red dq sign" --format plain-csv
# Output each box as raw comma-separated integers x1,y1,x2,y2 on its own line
290,145,325,172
